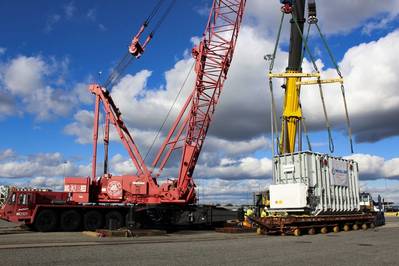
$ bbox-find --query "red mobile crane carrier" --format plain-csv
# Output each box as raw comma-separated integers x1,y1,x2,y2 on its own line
0,0,247,232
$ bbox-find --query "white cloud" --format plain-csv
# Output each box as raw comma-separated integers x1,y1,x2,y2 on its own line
0,55,92,120
0,91,17,119
362,13,399,35
246,0,399,37
64,2,76,19
98,24,107,31
44,14,61,33
87,8,96,21
204,135,271,157
300,30,399,142
30,176,64,191
196,157,273,180
0,149,15,161
360,180,399,204
0,151,92,179
197,178,271,204
345,153,399,180
4,56,47,96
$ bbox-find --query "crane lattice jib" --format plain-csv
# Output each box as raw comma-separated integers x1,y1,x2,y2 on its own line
151,0,246,202
182,0,246,184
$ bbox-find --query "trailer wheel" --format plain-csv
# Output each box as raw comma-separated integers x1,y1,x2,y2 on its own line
105,211,124,229
320,227,328,234
34,209,58,232
83,210,103,231
361,223,368,230
370,223,375,229
308,228,316,235
60,210,81,231
293,228,301,236
343,224,350,232
353,224,359,230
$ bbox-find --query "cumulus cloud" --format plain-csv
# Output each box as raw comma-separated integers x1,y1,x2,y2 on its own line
197,178,271,204
64,2,76,19
30,176,64,191
300,30,399,142
246,0,399,37
0,149,16,161
346,153,399,180
44,14,61,33
0,151,91,179
0,55,94,120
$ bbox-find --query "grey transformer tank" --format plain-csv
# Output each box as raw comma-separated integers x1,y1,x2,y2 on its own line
270,151,360,215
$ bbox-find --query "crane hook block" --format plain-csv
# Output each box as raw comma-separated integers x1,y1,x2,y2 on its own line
280,0,293,14
308,0,318,24
129,37,145,59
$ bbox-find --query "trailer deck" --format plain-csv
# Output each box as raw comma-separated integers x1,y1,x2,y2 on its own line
251,213,379,236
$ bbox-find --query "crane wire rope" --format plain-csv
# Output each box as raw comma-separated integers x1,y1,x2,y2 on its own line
268,11,313,154
142,61,195,170
268,11,285,156
314,22,354,153
297,22,313,152
102,0,176,89
291,10,335,153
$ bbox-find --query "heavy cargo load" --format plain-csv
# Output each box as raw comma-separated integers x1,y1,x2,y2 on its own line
270,152,360,215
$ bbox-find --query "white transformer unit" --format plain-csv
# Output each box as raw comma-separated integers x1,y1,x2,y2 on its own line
270,151,360,215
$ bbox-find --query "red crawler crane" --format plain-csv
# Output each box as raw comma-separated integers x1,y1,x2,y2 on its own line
88,0,246,205
0,0,247,232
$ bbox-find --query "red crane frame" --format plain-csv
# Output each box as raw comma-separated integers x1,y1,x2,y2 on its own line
89,0,246,204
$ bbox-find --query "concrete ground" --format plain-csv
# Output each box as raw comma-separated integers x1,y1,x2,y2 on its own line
0,217,398,266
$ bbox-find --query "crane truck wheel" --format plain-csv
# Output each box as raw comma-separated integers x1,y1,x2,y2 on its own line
60,210,81,231
105,211,124,230
125,213,142,229
83,210,104,231
34,209,58,232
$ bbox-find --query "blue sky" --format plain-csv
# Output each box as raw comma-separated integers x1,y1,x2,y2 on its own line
1,0,399,204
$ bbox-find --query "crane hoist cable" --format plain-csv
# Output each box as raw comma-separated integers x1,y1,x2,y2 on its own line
142,61,195,167
268,11,313,155
291,11,335,153
102,0,176,89
314,22,354,153
294,1,354,153
268,12,285,155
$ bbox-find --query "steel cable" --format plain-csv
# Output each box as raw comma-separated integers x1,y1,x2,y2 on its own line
268,12,285,155
315,23,354,153
143,61,195,169
102,0,176,89
291,12,335,153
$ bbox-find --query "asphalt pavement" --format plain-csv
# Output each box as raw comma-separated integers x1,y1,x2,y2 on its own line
0,217,398,266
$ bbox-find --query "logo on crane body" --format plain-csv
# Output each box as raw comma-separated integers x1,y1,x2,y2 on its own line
107,181,123,198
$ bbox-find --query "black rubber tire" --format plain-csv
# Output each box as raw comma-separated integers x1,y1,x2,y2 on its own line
125,213,142,229
34,209,58,232
83,210,104,231
60,210,81,231
105,211,124,229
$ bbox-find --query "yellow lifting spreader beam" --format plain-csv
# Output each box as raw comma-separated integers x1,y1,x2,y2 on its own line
268,72,320,78
297,78,343,86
